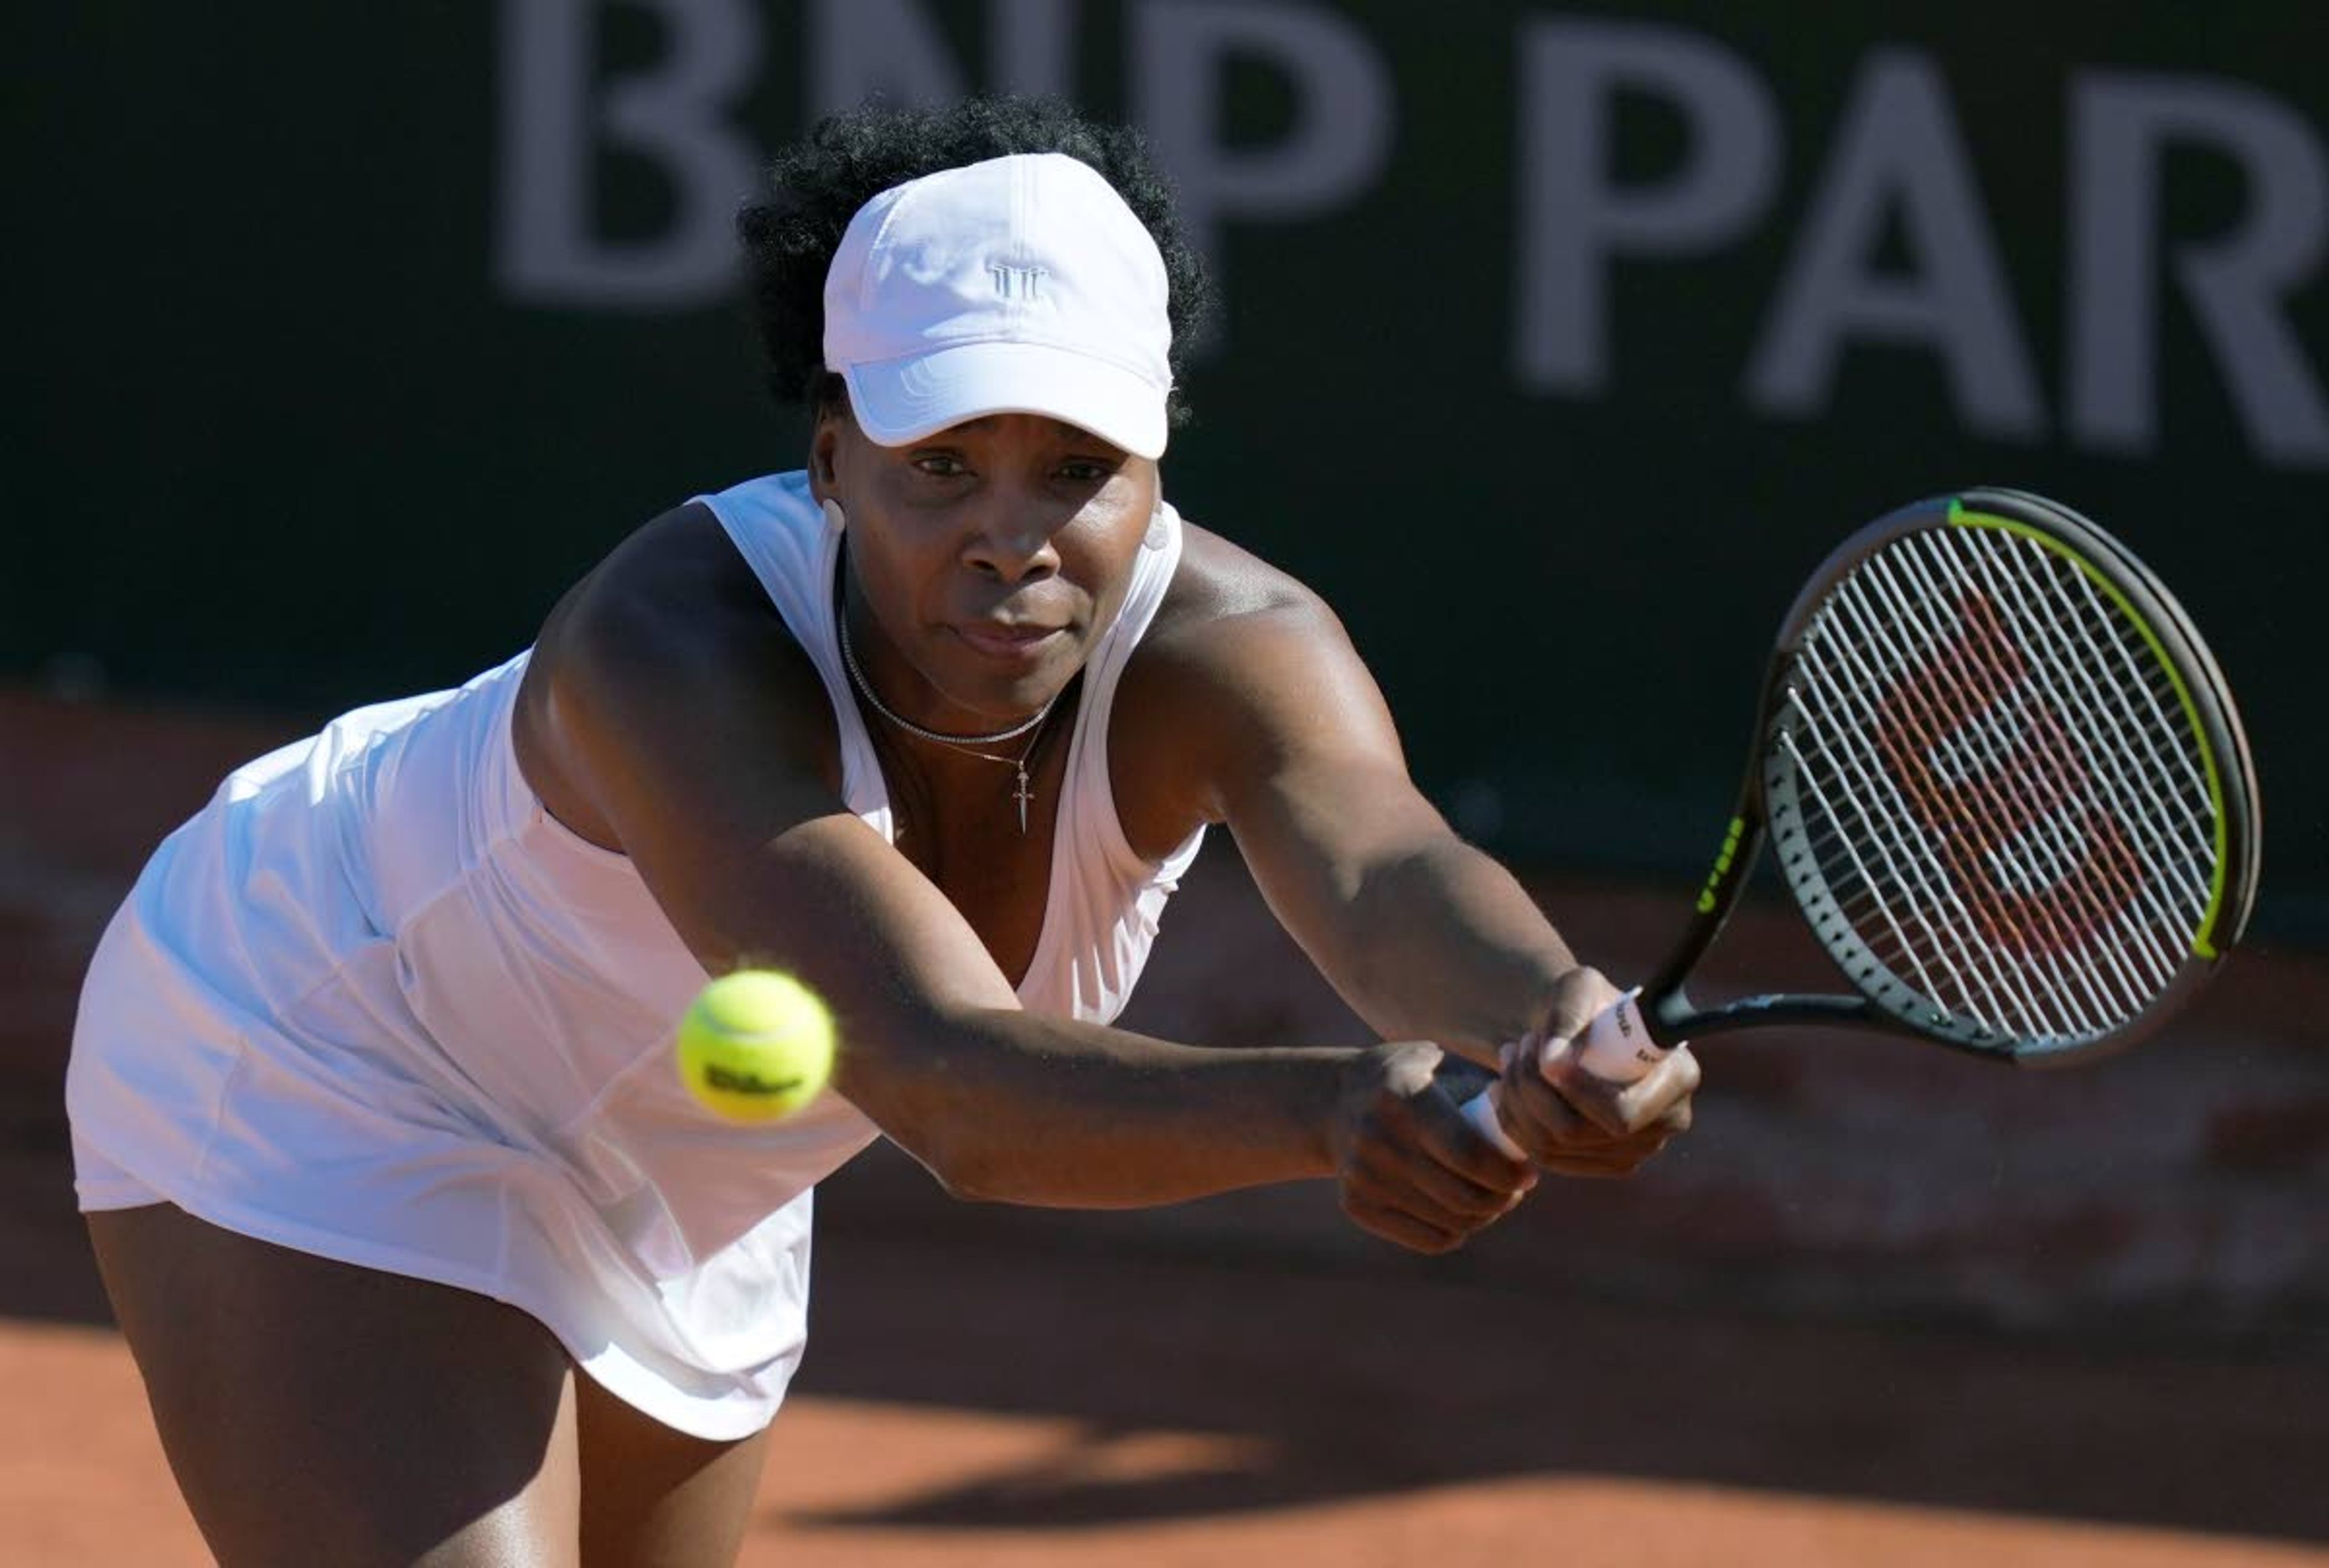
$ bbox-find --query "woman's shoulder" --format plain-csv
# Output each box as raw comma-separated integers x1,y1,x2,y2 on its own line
552,501,800,656
514,501,841,845
1109,520,1363,848
1145,521,1339,655
1131,523,1357,711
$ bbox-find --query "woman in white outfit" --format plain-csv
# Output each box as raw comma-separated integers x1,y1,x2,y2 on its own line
69,97,1699,1566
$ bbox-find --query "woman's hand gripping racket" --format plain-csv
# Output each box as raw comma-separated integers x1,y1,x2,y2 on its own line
1464,489,2262,1154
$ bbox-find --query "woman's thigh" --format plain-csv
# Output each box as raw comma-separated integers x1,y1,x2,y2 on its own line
573,1368,772,1567
88,1202,583,1567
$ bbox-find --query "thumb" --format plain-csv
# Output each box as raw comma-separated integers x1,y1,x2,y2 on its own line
1501,1028,1574,1087
1536,967,1622,1062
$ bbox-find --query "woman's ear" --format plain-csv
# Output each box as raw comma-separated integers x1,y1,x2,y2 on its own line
808,415,841,492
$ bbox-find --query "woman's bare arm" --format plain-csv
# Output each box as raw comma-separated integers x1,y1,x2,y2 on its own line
522,509,1521,1223
1118,552,1696,1170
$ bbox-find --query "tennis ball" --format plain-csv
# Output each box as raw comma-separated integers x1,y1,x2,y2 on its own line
676,970,836,1122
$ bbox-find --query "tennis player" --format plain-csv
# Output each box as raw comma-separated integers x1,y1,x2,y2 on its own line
67,97,1699,1566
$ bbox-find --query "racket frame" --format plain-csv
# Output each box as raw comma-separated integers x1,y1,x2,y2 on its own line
1632,488,2260,1068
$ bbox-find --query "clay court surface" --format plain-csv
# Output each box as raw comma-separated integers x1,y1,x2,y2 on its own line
4,688,2323,1565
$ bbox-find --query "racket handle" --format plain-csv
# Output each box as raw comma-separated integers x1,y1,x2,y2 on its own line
1573,989,1668,1082
1456,991,1672,1159
1460,1087,1526,1159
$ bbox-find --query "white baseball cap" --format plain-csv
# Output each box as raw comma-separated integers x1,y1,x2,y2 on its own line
822,152,1174,460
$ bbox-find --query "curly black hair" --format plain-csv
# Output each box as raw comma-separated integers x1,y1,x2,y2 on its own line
737,96,1212,432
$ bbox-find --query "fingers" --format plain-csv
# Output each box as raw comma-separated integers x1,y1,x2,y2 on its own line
1534,965,1628,1053
1490,1054,1688,1176
1541,1031,1701,1137
1528,1112,1687,1178
1329,991,1700,1253
1339,1153,1528,1254
1368,1042,1536,1189
1336,1047,1536,1253
1339,1193,1469,1255
1606,1037,1702,1131
1346,1104,1533,1214
1487,970,1702,1175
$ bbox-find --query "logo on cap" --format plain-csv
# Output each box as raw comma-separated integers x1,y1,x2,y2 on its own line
988,263,1046,301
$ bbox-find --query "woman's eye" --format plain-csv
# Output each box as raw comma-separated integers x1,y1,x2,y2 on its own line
1058,459,1113,484
912,454,968,478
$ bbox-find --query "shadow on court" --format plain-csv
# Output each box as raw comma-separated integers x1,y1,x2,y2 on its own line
785,1137,2329,1548
5,688,2324,1554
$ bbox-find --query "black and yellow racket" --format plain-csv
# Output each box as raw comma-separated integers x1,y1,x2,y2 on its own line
1467,487,2261,1139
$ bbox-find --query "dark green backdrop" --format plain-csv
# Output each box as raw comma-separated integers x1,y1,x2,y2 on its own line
13,2,2324,936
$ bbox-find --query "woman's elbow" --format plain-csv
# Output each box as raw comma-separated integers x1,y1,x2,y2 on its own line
879,1114,1021,1205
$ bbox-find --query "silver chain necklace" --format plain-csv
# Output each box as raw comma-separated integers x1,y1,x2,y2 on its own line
835,592,1060,834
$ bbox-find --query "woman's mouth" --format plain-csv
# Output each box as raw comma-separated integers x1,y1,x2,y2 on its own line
952,622,1065,661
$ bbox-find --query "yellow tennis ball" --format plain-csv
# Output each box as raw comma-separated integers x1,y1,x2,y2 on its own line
676,970,835,1122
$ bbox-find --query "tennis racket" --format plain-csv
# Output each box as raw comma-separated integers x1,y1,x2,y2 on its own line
1464,487,2261,1150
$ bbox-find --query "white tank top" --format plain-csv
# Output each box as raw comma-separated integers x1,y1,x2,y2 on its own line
700,472,1206,1021
66,469,1204,1439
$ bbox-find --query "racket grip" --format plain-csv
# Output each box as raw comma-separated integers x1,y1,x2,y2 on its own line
1456,991,1670,1158
1572,989,1669,1083
1460,1087,1525,1159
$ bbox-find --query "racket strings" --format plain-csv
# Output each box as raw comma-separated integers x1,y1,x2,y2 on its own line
1944,535,2214,897
1900,531,2216,949
1887,540,2207,994
1838,555,2163,1033
1790,644,2124,1045
1787,641,2094,1039
1860,551,2173,990
1803,582,2134,1039
1857,530,2211,1017
1777,702,2058,1034
1789,640,2109,1040
1818,558,2166,1039
1779,524,2219,1045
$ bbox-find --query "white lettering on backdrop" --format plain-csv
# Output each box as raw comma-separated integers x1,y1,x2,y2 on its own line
492,0,2329,467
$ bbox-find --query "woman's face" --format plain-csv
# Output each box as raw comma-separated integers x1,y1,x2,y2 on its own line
813,408,1160,728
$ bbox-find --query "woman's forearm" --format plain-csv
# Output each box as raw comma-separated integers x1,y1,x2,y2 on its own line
1333,837,1579,1063
841,1006,1367,1208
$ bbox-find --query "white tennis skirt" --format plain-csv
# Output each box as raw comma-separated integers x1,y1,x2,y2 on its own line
67,658,880,1441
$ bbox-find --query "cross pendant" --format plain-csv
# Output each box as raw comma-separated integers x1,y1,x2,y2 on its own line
1012,763,1033,834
